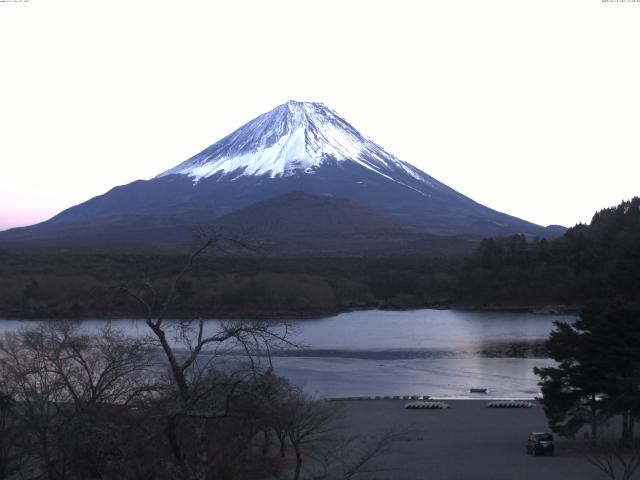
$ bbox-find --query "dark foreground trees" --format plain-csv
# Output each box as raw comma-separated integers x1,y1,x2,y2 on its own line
0,322,284,479
535,197,640,452
0,323,158,480
587,436,640,480
536,301,640,448
534,304,610,447
0,321,399,480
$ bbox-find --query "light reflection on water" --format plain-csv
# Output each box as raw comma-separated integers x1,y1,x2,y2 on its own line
273,309,568,397
0,309,573,398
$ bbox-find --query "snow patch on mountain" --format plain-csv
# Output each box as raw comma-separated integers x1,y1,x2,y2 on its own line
157,101,423,187
185,123,311,180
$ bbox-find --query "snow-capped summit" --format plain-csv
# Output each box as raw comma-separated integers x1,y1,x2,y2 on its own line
158,101,435,190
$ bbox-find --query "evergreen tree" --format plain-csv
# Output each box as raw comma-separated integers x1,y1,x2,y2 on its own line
535,315,609,446
586,302,640,446
536,300,640,446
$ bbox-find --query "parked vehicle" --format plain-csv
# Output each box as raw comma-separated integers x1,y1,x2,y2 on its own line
526,432,554,456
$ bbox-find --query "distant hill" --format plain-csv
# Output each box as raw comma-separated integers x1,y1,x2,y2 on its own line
214,191,401,238
210,191,481,256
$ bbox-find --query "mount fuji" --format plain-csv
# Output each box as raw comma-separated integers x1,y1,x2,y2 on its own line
0,101,563,252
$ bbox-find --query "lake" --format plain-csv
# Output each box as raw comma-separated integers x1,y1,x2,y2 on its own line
0,309,571,399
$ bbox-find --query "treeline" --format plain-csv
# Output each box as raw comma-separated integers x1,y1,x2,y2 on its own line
459,197,640,306
1,197,638,319
0,252,460,319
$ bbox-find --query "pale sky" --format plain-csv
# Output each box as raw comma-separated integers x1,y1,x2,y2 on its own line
1,0,639,231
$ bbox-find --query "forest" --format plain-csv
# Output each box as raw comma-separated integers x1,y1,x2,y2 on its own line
0,197,638,320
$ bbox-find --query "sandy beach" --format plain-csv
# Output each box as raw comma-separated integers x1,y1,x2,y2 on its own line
330,399,603,480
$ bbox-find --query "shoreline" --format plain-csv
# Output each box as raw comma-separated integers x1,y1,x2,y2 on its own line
326,396,540,401
0,303,579,322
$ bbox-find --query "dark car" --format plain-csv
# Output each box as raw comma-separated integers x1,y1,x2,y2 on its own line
526,432,554,456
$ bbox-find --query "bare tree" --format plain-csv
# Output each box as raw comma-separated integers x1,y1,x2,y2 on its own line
307,428,407,480
20,322,157,409
286,397,340,480
0,386,21,480
24,322,158,479
0,331,69,480
117,235,295,480
0,322,160,480
587,436,640,480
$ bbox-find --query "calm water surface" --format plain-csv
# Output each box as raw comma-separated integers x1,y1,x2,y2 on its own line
0,309,572,398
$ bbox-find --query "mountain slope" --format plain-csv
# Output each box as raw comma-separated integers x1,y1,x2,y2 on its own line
0,101,563,251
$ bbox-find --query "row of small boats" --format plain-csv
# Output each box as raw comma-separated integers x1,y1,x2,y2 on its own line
405,399,535,409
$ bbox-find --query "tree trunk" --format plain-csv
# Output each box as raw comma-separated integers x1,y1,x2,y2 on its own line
146,321,190,407
165,415,190,480
293,444,302,480
622,410,631,448
591,394,598,448
0,434,5,480
39,430,56,480
194,419,207,480
261,429,271,456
